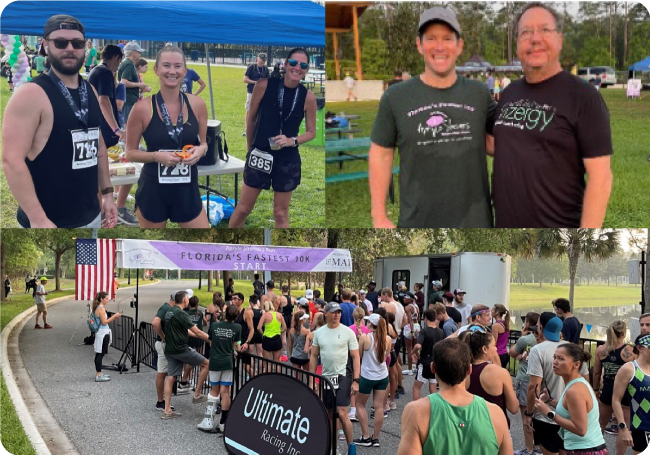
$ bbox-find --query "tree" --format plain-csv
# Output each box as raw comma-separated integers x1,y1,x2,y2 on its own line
536,229,619,305
35,230,89,291
1,230,42,301
324,229,339,301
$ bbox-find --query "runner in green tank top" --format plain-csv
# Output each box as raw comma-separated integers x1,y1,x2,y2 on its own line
398,337,512,455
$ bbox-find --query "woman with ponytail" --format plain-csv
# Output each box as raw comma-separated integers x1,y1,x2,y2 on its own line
491,303,511,368
353,313,391,448
92,291,121,382
593,320,635,450
349,306,370,339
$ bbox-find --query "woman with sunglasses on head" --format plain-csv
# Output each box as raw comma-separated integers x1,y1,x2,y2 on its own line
460,328,519,428
229,48,317,228
125,45,209,228
535,343,607,455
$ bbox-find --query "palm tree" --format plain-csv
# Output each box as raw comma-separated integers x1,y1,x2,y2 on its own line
536,229,619,305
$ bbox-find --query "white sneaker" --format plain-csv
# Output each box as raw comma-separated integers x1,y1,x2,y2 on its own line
402,369,413,376
348,410,357,422
339,429,346,440
177,382,191,395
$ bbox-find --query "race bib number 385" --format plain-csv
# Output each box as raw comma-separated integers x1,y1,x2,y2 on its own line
71,128,99,170
158,150,191,184
248,148,273,174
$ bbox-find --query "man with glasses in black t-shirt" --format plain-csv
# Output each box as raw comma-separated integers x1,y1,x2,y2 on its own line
493,3,612,228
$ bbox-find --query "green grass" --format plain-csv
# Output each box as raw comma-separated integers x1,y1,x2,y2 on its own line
0,286,76,455
0,63,325,228
508,282,643,310
326,88,650,227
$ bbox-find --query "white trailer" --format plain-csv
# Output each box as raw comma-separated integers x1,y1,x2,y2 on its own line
374,252,511,308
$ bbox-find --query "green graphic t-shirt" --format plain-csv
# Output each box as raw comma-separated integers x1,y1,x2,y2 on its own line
164,305,195,355
208,321,241,372
371,76,495,228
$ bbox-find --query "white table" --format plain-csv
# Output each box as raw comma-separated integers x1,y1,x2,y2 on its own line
110,156,246,206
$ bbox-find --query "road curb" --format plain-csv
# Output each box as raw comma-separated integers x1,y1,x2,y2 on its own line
1,295,78,455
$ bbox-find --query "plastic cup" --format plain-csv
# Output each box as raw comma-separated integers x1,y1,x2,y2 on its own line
268,137,281,151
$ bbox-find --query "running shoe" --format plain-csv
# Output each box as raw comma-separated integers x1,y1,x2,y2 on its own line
397,386,406,395
390,401,397,411
117,207,139,227
34,324,42,329
217,423,225,433
160,411,182,419
353,436,373,447
192,394,208,404
402,369,413,376
177,382,191,395
242,131,246,136
44,324,53,329
94,374,110,382
385,402,391,413
533,449,543,455
338,429,346,440
514,449,534,455
348,410,357,422
605,424,618,435
371,438,380,447
155,401,175,412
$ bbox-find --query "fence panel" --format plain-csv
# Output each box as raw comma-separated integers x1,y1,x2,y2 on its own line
106,312,136,364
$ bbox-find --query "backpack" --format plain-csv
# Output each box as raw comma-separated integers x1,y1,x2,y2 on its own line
88,311,102,333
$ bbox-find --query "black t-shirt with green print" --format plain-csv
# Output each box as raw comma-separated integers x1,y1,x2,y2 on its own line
164,305,195,355
371,76,495,228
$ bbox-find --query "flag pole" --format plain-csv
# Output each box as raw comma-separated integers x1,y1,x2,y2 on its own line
134,268,140,371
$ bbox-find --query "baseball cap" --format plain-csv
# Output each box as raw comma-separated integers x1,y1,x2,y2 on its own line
368,280,376,286
40,276,48,281
324,302,342,313
185,289,194,298
124,41,144,53
266,280,275,288
364,313,381,326
443,292,454,300
315,298,327,307
418,6,462,36
258,53,267,61
454,289,467,295
432,280,442,288
44,14,85,38
298,297,309,307
359,289,367,295
305,289,314,299
540,312,563,342
404,292,416,300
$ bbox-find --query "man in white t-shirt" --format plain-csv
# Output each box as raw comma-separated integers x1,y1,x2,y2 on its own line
310,302,360,448
359,289,373,314
453,289,471,326
380,287,408,402
34,277,52,329
344,73,358,101
524,312,589,455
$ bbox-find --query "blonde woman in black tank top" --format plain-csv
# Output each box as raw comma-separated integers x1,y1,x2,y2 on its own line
125,45,209,228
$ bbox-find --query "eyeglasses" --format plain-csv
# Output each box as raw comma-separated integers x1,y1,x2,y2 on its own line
517,27,558,41
47,38,86,50
287,59,309,70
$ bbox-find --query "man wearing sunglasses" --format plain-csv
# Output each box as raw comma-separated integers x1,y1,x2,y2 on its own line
2,14,117,228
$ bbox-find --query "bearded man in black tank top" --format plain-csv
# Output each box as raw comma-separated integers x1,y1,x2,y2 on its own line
229,48,318,228
2,15,117,228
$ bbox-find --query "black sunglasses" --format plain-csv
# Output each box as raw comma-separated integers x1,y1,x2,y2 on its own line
48,38,86,50
287,59,309,70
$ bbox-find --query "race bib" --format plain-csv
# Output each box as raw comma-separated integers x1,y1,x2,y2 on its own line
324,375,339,390
248,148,273,174
71,128,99,169
158,150,191,184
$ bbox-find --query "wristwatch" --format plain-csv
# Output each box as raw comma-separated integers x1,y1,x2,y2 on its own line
353,378,360,383
619,422,628,429
100,186,114,196
524,410,534,417
547,411,556,420
292,137,298,147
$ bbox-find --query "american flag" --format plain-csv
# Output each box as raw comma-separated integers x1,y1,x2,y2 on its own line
75,239,116,301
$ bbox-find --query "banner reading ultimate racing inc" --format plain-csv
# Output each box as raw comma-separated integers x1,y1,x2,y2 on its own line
119,240,352,272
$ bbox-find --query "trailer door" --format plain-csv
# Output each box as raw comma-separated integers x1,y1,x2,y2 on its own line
374,259,384,289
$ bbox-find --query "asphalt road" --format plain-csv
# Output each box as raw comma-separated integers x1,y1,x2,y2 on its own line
19,280,622,455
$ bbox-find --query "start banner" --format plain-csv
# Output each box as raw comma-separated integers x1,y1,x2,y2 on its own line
119,240,352,272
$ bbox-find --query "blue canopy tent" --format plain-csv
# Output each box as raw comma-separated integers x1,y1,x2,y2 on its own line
1,1,325,116
629,57,650,72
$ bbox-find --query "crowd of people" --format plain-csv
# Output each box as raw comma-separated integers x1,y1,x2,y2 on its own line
76,272,650,455
2,14,317,229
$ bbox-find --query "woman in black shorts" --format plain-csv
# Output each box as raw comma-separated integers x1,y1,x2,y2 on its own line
248,295,264,358
593,320,635,454
288,311,311,378
125,45,209,228
229,48,317,228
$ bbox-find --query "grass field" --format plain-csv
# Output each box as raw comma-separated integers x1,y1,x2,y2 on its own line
325,88,650,227
508,283,643,310
0,62,325,228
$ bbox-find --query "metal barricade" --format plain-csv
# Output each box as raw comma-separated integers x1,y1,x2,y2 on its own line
106,312,136,364
138,321,160,371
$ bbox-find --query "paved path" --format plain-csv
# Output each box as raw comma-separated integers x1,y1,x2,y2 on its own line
18,279,622,454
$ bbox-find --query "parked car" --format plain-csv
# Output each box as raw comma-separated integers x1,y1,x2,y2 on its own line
577,66,617,87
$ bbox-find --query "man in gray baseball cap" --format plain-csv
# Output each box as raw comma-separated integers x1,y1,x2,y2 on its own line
118,41,150,125
369,6,496,229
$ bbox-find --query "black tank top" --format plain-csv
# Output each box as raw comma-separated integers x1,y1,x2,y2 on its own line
603,345,627,384
236,307,250,343
17,74,102,227
141,92,199,182
252,77,307,156
252,307,263,331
